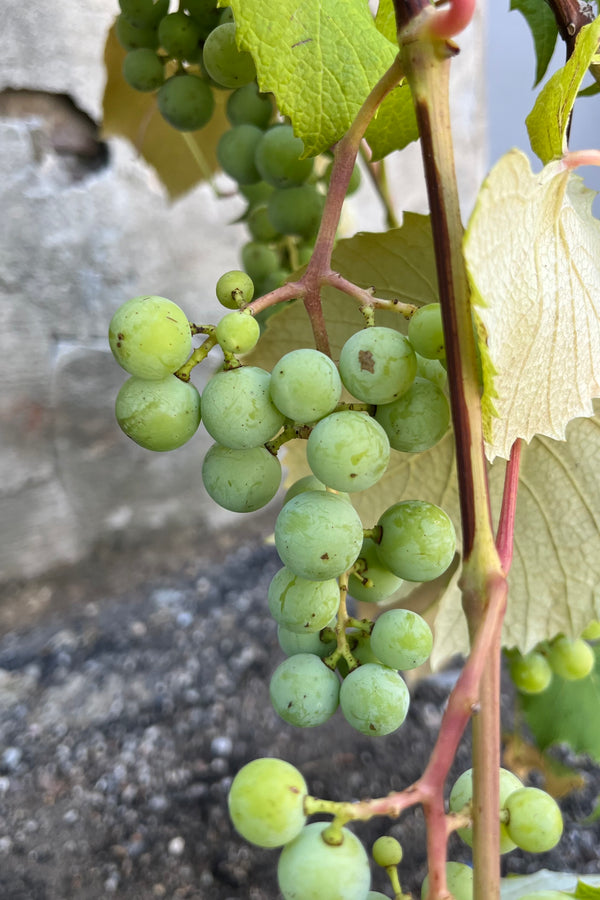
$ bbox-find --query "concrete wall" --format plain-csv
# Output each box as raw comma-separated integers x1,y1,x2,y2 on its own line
0,0,487,583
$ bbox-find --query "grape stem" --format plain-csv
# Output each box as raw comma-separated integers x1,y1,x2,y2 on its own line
323,272,417,319
359,147,401,230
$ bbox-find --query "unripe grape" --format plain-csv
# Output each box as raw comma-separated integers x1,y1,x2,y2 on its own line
372,835,403,867
449,767,523,853
270,654,340,727
509,649,553,694
228,758,308,848
157,74,215,131
184,0,221,38
255,124,313,188
408,303,445,360
122,48,164,92
109,295,191,380
376,500,456,583
202,444,281,512
348,538,402,604
268,567,340,634
270,349,342,422
116,376,201,451
216,310,260,354
247,204,280,242
375,377,450,453
216,269,254,309
339,327,416,405
370,609,432,670
306,411,390,493
340,664,410,736
202,23,256,89
158,12,202,59
323,159,362,195
582,620,600,640
200,366,285,449
277,624,337,658
217,123,263,185
227,82,273,128
283,475,350,506
119,0,169,28
241,241,281,284
547,636,595,680
115,14,159,51
504,787,563,852
278,823,371,900
267,185,324,239
421,862,473,900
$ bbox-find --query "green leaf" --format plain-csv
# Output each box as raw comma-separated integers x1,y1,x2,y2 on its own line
510,0,559,86
464,149,600,462
578,80,600,97
374,0,397,44
226,0,418,160
526,16,600,163
500,870,593,899
435,403,600,662
520,643,600,761
574,882,600,899
101,24,228,199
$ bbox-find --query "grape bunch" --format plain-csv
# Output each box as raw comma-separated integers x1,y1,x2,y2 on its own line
506,629,597,695
116,0,257,131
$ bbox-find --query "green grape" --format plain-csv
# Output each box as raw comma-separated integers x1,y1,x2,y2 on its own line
376,500,456,582
122,48,164,92
115,14,159,51
200,366,285,449
338,327,417,405
184,0,221,39
375,377,450,453
582,620,600,640
202,22,256,89
370,609,432,670
270,349,342,422
340,664,409,736
228,758,307,848
306,411,390,493
239,180,274,207
509,649,553,694
415,353,447,389
421,862,473,900
504,787,563,852
247,204,280,242
277,624,337,658
202,444,281,512
283,475,350,506
158,12,201,59
119,0,169,28
323,159,362,195
109,295,191,380
278,823,371,900
157,74,215,131
216,310,260,354
348,539,402,604
255,124,313,188
227,82,273,128
547,635,596,680
270,654,340,727
116,376,201,451
268,567,340,634
449,767,522,853
219,6,235,24
351,634,382,667
274,491,363,581
408,303,445,360
241,241,281,284
372,836,402,867
216,269,254,309
296,242,314,267
217,123,263,185
267,185,324,239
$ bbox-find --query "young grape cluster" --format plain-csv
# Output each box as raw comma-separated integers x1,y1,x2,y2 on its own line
506,630,597,695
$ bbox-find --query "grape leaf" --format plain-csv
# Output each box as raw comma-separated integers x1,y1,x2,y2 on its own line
102,24,229,199
519,643,600,761
510,0,559,86
435,403,600,662
374,0,397,44
526,16,600,164
226,0,418,160
574,883,600,900
464,149,600,462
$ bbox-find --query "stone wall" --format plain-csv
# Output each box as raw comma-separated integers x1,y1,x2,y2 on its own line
0,0,487,583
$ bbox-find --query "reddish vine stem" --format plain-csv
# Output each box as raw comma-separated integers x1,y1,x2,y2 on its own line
496,440,522,574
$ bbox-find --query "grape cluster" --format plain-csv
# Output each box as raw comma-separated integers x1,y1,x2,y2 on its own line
449,767,564,855
116,0,256,131
507,629,597,695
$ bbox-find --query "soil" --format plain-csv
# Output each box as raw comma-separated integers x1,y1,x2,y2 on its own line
0,522,599,900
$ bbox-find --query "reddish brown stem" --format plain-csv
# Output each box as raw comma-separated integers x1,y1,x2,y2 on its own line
496,440,522,574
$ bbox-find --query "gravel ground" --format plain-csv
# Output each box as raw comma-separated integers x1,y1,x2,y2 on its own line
0,524,599,900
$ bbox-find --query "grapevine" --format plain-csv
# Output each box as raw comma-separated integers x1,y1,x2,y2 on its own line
105,1,600,899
